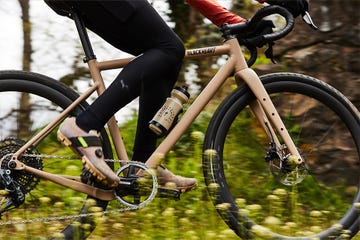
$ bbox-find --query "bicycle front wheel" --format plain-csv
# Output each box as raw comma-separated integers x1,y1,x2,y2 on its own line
203,73,360,239
0,70,113,239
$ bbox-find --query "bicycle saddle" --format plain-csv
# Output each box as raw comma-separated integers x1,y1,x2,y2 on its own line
44,0,74,17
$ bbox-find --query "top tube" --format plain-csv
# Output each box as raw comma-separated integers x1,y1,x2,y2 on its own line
185,45,230,59
93,44,231,72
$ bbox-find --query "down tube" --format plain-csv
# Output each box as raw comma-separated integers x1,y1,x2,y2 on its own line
145,57,237,169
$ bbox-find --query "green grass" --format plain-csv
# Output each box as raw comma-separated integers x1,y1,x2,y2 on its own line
0,111,359,239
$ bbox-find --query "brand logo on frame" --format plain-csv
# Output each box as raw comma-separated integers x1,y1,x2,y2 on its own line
187,47,216,56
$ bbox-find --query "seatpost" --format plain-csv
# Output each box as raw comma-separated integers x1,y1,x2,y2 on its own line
71,10,96,62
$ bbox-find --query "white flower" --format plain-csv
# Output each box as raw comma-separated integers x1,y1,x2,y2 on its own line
203,149,217,158
310,210,322,218
264,216,282,226
191,131,204,140
215,202,231,211
273,188,287,196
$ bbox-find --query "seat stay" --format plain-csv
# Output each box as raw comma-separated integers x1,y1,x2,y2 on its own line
12,84,99,160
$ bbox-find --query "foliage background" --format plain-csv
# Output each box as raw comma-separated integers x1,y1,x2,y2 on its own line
0,0,359,239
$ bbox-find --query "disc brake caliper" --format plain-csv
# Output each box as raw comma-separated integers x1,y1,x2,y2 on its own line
265,142,308,186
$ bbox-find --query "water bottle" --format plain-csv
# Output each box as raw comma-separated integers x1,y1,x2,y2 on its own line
149,86,190,136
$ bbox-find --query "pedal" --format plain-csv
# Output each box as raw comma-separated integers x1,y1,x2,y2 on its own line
157,187,181,200
115,162,158,207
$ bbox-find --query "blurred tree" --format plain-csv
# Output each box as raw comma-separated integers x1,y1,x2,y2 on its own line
167,0,261,91
17,0,32,138
257,0,360,108
166,0,359,107
18,0,31,71
167,0,203,41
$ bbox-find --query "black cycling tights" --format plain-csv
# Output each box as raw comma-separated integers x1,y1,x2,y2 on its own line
72,0,185,162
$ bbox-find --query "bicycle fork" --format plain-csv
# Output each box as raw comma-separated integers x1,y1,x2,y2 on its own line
235,68,303,166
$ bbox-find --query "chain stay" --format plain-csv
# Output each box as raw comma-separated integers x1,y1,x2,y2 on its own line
0,153,152,226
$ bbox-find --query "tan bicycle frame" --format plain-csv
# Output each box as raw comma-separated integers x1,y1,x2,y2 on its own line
11,37,302,201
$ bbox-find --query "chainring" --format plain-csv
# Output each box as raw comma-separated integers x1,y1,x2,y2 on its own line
114,162,158,208
0,138,43,194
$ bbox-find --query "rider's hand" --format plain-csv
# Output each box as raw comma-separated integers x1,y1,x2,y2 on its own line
266,0,309,17
239,19,275,48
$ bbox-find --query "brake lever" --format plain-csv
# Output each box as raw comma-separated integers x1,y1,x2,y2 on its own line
302,11,318,30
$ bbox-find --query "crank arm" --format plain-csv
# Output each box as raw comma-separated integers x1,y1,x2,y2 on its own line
157,187,181,200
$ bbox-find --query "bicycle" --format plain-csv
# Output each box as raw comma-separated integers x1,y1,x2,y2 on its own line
0,4,359,239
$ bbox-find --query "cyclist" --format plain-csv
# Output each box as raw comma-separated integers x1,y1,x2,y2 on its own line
45,0,309,190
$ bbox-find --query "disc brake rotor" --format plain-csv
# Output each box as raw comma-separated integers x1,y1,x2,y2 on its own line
269,159,308,186
267,145,308,186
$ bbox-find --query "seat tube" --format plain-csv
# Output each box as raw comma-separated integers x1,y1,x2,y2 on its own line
71,10,129,160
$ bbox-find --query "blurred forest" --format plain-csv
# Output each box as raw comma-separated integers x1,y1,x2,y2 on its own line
4,0,357,148
14,0,360,107
2,1,360,239
167,0,360,108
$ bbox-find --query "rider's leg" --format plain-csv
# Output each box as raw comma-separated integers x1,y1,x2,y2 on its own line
60,0,196,190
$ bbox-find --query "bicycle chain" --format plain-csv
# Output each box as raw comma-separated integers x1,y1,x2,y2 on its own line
0,153,155,226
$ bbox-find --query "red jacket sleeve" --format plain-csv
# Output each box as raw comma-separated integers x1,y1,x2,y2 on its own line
185,0,267,27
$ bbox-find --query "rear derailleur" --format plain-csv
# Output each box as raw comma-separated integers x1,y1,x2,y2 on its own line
0,168,25,216
0,138,42,217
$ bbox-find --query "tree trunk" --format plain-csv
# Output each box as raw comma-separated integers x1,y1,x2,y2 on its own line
17,0,32,138
167,0,203,41
18,0,31,71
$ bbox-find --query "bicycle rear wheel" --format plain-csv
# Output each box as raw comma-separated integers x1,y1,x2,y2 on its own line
203,73,360,239
0,70,113,239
